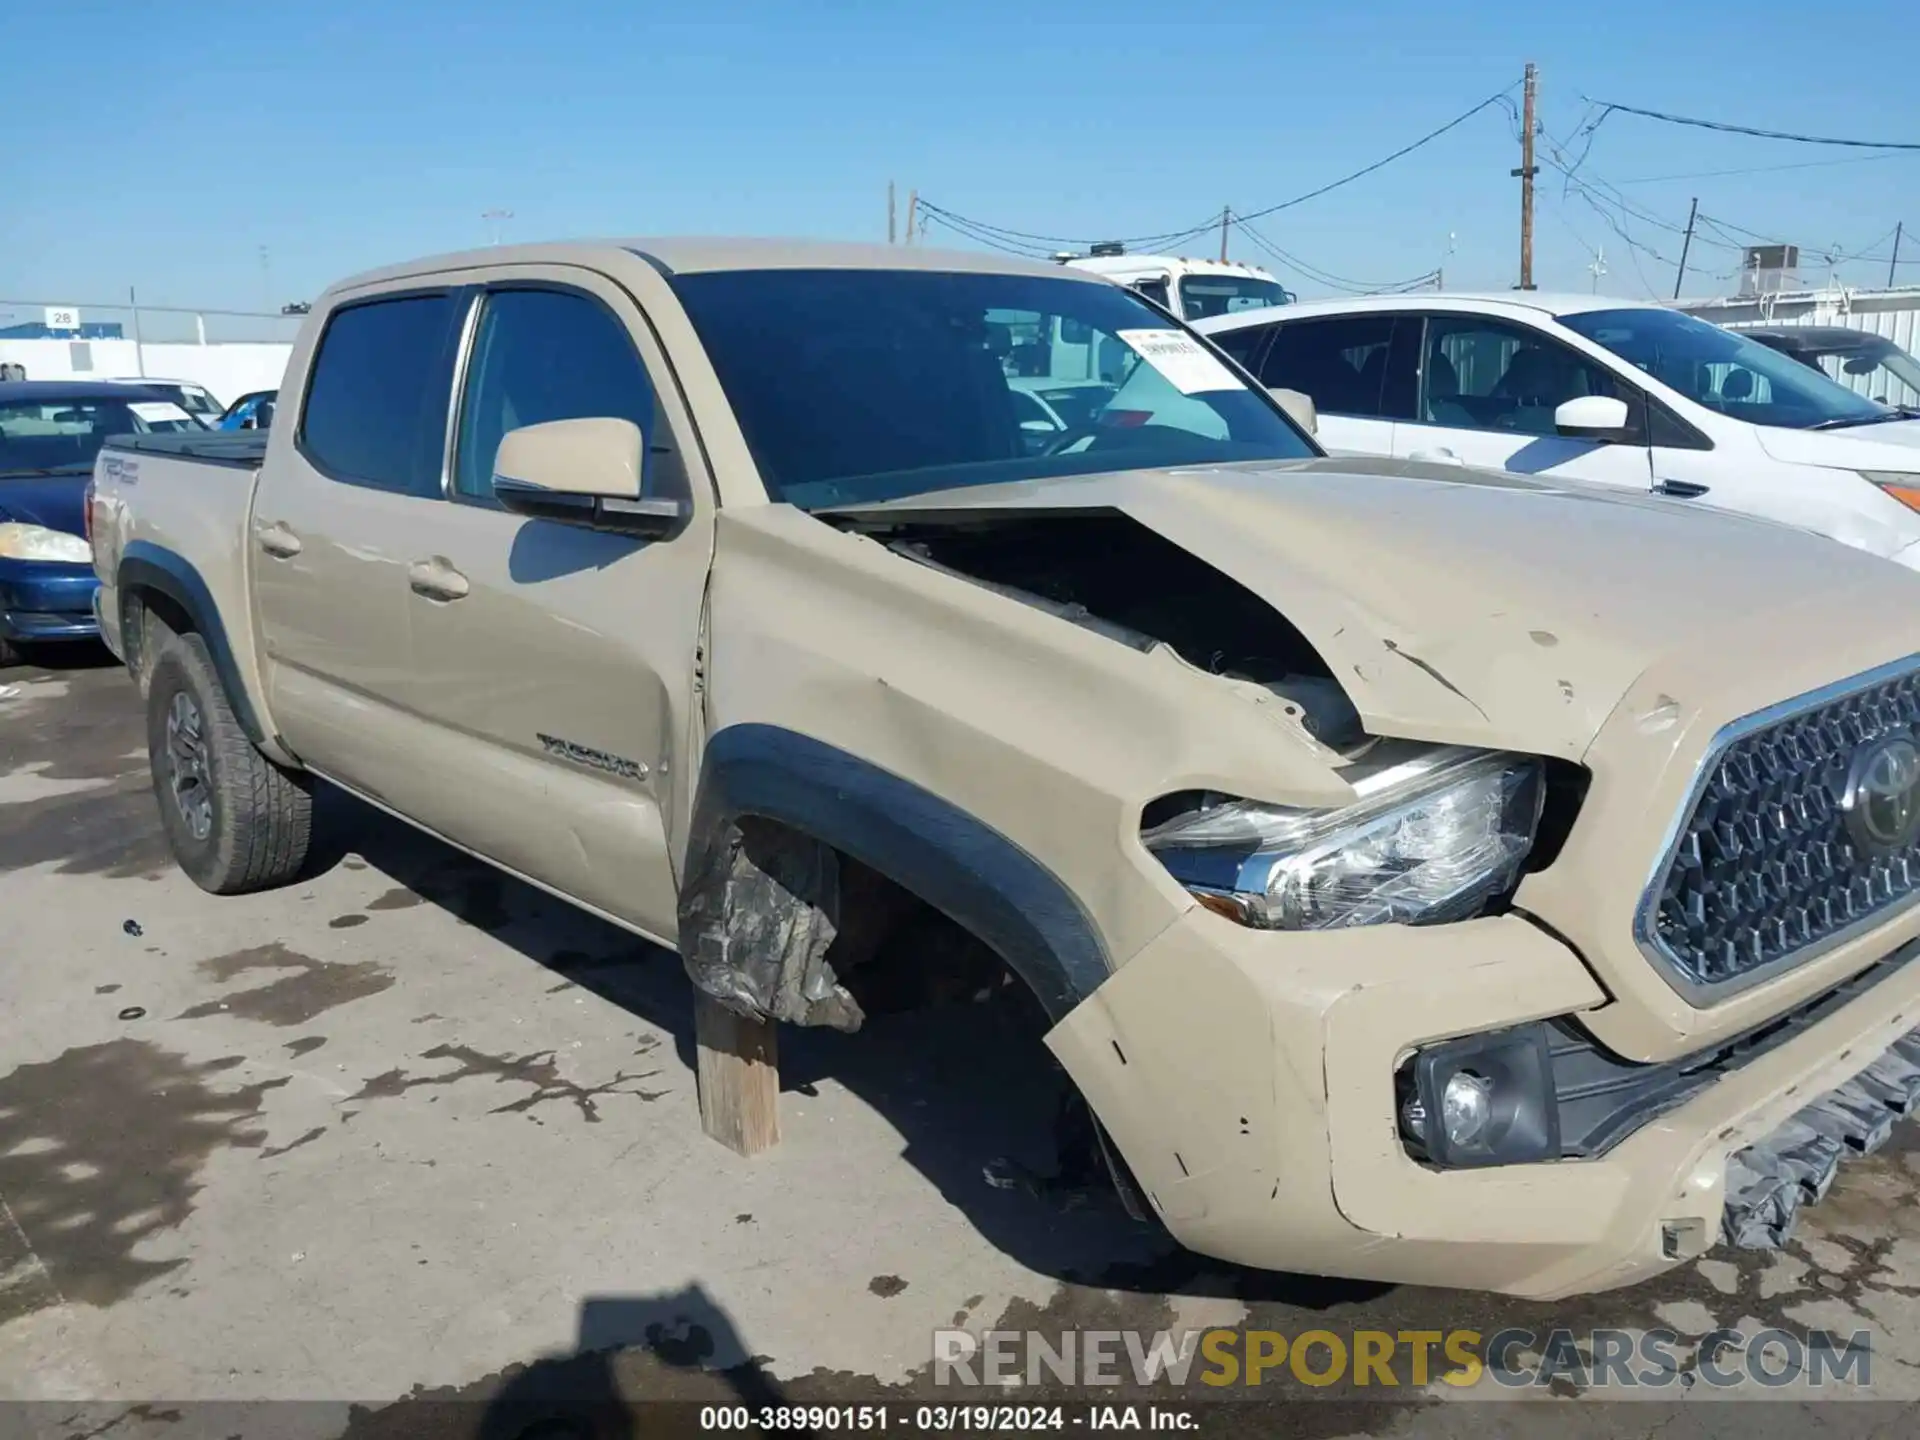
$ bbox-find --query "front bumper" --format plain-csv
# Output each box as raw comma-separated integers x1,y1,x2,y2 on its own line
0,559,99,643
1046,905,1920,1299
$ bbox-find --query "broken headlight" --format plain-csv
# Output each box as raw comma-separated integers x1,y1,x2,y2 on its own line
1141,747,1545,930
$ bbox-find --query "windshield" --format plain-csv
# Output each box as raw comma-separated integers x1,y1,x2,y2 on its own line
169,384,224,417
1178,274,1292,321
0,396,201,476
1559,307,1889,430
1776,337,1920,411
672,269,1316,509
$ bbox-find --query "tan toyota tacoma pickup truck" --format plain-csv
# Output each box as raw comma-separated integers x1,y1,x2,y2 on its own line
88,239,1920,1298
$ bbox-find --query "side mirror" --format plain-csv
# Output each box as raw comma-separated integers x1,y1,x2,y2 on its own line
492,417,687,539
1268,386,1318,436
1554,394,1635,444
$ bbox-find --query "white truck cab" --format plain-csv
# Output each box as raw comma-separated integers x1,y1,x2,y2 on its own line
1065,252,1294,323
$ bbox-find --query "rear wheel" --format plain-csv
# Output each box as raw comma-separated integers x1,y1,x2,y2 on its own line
0,636,20,668
146,632,312,893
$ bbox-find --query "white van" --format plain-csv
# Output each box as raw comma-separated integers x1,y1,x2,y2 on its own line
1195,294,1920,568
1067,253,1293,323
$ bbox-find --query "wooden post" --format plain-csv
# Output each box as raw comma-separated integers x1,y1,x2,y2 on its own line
695,992,780,1155
1512,62,1537,290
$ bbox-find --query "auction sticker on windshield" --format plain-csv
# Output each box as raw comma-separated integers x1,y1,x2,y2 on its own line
128,401,192,424
1118,329,1242,395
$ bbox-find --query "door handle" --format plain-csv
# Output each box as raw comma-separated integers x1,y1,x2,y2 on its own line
1408,448,1464,465
408,558,471,602
256,521,303,558
1654,479,1711,499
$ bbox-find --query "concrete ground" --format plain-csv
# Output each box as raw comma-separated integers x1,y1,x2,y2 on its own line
4,652,1920,1438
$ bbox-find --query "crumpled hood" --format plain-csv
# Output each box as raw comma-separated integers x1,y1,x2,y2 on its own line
1756,417,1920,465
829,457,1914,759
0,474,87,536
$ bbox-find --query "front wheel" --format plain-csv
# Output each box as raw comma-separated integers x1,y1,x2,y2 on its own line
146,631,312,893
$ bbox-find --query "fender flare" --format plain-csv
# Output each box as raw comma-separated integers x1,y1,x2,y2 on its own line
117,541,271,749
683,724,1113,1022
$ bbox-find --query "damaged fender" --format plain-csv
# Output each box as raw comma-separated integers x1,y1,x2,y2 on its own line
676,724,1113,1027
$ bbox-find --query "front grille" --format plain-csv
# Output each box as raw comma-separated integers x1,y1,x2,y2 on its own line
1640,659,1920,997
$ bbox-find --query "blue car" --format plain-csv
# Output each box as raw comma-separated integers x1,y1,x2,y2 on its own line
214,388,277,431
0,380,204,665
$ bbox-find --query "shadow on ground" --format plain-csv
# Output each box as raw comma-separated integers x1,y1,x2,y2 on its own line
305,783,1395,1312
312,778,1880,1369
335,1285,1427,1440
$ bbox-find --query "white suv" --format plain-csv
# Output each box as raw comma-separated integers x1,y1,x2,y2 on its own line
1195,294,1920,568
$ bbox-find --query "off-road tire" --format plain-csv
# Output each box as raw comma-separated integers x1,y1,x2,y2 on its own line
146,631,312,893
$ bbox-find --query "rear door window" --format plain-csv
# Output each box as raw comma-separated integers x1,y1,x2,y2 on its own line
299,293,463,495
1260,315,1416,419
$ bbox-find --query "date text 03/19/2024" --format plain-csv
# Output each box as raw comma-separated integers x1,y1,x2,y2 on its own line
697,1406,1198,1431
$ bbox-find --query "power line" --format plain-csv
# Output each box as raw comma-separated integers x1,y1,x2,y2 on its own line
1232,82,1521,226
915,200,1221,254
1580,99,1920,150
1232,218,1438,294
918,211,1058,258
1613,149,1919,184
917,78,1520,255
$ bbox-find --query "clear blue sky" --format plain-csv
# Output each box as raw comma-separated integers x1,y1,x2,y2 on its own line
5,0,1916,322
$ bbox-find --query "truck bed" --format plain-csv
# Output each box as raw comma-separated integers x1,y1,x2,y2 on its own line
104,431,270,467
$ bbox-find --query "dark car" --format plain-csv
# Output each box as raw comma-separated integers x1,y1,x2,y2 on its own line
1739,325,1920,412
0,380,203,665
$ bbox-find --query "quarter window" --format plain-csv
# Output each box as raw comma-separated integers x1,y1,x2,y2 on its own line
452,289,659,502
1209,322,1274,371
300,294,462,495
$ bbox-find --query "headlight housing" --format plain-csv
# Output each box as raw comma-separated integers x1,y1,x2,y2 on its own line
0,522,92,564
1142,746,1545,929
1861,471,1920,513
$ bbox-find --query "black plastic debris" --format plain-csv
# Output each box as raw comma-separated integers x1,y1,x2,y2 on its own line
117,1006,146,1021
1723,1030,1920,1249
122,919,143,937
678,816,863,1030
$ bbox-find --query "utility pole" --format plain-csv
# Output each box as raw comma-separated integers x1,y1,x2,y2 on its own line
888,182,897,244
1219,206,1230,262
482,209,513,246
1672,197,1699,299
1588,244,1607,293
1891,223,1904,288
905,190,918,246
259,245,272,314
1512,61,1538,290
128,286,146,377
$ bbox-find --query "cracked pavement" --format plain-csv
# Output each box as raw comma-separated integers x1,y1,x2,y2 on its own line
5,655,1920,1438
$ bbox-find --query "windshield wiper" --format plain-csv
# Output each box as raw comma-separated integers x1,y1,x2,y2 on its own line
1807,411,1915,431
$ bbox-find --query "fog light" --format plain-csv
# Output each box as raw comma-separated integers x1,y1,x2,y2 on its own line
1443,1071,1493,1148
1400,1023,1560,1169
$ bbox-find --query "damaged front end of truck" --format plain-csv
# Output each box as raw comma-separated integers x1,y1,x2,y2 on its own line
675,457,1920,1289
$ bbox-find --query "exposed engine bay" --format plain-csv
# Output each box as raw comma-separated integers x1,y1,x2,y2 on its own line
827,509,1367,750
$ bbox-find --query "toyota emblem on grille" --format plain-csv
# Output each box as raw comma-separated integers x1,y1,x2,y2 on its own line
1842,734,1920,853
